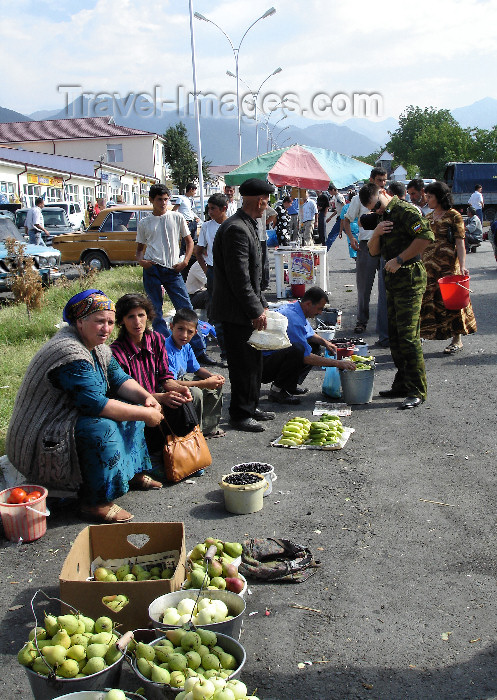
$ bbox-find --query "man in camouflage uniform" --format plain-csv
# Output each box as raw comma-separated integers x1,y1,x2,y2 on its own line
359,183,434,409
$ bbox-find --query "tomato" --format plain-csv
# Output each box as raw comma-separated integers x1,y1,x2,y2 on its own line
23,494,39,503
8,487,27,504
27,491,42,501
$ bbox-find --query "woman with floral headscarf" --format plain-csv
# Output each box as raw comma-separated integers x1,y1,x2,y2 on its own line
6,289,163,523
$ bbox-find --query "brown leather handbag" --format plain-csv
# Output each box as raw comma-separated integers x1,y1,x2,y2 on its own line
162,420,212,482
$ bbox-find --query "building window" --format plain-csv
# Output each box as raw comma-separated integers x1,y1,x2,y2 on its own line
107,144,123,163
22,184,42,207
46,187,63,203
65,184,80,202
132,184,139,205
122,183,130,203
96,184,107,200
83,186,94,207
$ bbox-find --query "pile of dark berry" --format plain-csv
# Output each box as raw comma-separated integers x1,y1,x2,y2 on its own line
233,463,272,474
224,473,264,485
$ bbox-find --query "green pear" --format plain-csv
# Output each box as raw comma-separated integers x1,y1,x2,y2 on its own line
90,632,113,645
156,639,174,651
32,656,52,675
210,577,226,590
190,569,208,588
197,644,210,658
202,653,220,670
17,641,38,667
51,629,72,649
136,656,153,679
116,564,130,580
70,633,89,648
104,644,122,666
151,664,171,684
42,644,67,666
94,567,112,581
94,616,113,633
186,650,202,669
161,567,174,579
82,656,106,675
190,543,207,560
78,614,95,633
104,691,127,700
181,631,201,652
137,570,152,581
131,564,145,576
28,626,47,642
56,658,79,678
197,629,217,647
116,594,128,605
203,668,219,679
66,644,87,662
105,573,118,582
35,640,53,650
44,613,59,637
169,670,186,688
154,645,173,664
168,653,188,671
135,641,155,662
149,566,161,577
208,559,223,578
223,542,242,558
218,651,237,670
165,628,186,646
123,573,137,581
86,643,109,659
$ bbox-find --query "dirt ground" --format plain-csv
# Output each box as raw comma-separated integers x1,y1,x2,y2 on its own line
1,236,496,700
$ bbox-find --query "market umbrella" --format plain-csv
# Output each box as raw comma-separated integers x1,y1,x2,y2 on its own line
224,144,371,190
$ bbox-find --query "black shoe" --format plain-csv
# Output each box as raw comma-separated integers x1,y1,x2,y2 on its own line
197,353,217,366
379,389,406,398
216,358,228,368
254,408,276,421
374,339,390,348
268,389,301,405
354,323,367,334
289,387,309,395
399,396,423,410
229,417,265,432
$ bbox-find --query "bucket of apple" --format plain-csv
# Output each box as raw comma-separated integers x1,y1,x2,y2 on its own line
18,591,131,700
130,630,247,700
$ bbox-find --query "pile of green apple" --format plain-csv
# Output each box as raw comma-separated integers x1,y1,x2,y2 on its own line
162,597,233,627
17,612,125,679
94,562,174,583
303,414,345,446
184,539,244,595
134,628,258,699
350,354,375,370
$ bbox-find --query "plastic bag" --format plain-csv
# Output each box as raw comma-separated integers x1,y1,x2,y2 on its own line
322,356,342,398
248,310,291,351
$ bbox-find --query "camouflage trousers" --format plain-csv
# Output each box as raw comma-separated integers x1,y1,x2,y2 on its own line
385,262,427,400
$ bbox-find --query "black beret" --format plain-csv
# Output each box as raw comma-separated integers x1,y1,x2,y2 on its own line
238,178,275,196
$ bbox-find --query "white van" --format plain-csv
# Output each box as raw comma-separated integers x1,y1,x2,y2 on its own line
45,201,84,229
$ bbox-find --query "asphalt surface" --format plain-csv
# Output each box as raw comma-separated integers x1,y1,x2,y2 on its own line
0,237,496,700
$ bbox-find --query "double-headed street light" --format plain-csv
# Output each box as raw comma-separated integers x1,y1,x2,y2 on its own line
194,8,276,164
227,67,282,155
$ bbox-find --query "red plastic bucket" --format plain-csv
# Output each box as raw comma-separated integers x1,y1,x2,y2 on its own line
0,485,49,542
438,275,471,310
291,283,305,298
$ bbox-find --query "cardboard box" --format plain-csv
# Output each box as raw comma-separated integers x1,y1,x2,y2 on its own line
59,522,186,632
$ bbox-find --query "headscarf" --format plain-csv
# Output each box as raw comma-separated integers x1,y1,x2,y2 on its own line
63,289,115,324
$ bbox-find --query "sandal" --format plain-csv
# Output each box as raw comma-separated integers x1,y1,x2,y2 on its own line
81,503,134,523
205,428,226,439
443,343,463,355
129,474,163,490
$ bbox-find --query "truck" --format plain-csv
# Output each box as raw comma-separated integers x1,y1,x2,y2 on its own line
444,162,497,222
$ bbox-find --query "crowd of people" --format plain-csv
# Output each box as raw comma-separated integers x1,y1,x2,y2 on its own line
5,168,484,521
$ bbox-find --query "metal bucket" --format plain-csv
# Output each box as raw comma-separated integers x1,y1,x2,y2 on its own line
130,632,246,700
340,367,375,404
318,307,341,327
55,692,145,699
24,652,125,700
149,589,245,640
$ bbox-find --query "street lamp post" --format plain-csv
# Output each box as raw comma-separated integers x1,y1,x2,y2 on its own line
228,67,282,155
194,8,276,164
188,0,204,220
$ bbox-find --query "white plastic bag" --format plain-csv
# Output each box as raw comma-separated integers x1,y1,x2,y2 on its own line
248,310,292,351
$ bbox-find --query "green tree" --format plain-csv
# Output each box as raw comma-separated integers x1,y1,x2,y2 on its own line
469,126,497,162
163,121,211,193
387,106,474,179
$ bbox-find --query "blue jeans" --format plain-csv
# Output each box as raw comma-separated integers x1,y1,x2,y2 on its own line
326,218,341,250
28,229,46,246
142,264,206,356
475,208,483,224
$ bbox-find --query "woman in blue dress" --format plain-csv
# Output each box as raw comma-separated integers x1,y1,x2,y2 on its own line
6,290,163,523
340,199,359,260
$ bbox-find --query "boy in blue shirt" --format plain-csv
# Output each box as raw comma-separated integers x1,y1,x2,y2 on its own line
165,309,225,437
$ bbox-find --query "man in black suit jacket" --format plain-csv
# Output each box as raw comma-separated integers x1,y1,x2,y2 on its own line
212,178,276,432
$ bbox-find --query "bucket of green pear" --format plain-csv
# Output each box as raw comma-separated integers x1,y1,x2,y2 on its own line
54,691,145,699
131,629,246,700
18,607,131,700
149,589,246,640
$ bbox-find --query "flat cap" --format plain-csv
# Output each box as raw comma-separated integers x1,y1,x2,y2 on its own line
239,178,275,196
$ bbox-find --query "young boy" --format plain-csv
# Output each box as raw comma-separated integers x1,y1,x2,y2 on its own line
165,308,225,437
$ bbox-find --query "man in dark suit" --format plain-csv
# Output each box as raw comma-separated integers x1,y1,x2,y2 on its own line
211,178,276,432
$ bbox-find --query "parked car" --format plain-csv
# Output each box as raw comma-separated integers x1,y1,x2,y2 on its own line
0,215,62,292
15,207,74,245
51,205,154,270
45,201,84,229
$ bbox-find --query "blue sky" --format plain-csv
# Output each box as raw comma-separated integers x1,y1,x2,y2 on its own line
4,0,497,125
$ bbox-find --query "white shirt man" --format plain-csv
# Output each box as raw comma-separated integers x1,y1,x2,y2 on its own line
137,211,189,268
468,186,484,221
302,193,318,246
25,198,48,246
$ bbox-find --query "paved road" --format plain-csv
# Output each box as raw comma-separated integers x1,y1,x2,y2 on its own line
1,238,496,699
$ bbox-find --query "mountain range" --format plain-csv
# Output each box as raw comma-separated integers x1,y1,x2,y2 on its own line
0,97,495,166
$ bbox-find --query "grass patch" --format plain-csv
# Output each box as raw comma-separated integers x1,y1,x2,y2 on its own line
0,265,155,456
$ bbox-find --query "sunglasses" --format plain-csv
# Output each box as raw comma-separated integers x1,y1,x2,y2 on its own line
373,200,382,211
